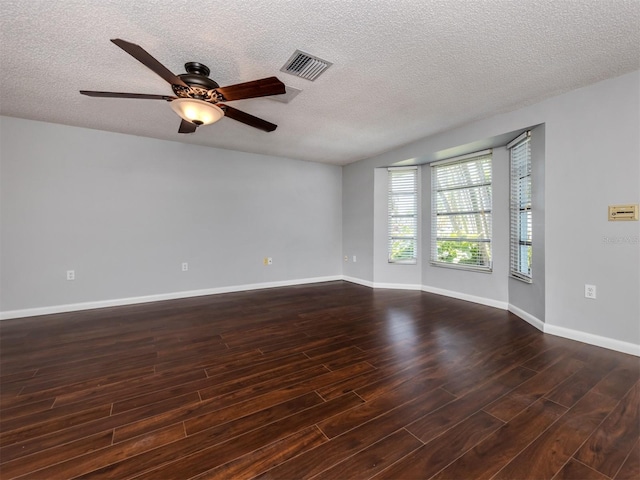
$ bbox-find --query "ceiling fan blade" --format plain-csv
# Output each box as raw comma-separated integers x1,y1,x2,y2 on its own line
221,105,277,132
80,91,175,100
178,119,198,134
215,77,286,102
110,39,188,88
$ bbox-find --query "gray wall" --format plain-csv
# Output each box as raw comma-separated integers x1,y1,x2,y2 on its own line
342,162,375,282
342,70,639,346
543,72,638,342
0,117,342,312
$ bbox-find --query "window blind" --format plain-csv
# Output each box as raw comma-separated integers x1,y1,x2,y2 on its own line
509,132,532,282
431,151,492,271
388,167,417,263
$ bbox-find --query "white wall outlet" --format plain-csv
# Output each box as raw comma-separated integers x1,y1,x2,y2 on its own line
344,255,348,262
585,284,596,299
66,270,75,281
181,262,189,272
352,255,357,263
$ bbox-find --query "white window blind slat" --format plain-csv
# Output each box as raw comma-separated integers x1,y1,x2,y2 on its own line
509,133,532,282
388,168,417,263
431,152,492,271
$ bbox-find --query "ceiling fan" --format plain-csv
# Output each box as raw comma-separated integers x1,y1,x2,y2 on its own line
80,39,286,133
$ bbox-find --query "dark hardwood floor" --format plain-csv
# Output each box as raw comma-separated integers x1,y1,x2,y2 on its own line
0,281,638,479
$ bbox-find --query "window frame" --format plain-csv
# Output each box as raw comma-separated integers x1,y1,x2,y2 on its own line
430,150,493,272
508,131,533,283
387,166,418,264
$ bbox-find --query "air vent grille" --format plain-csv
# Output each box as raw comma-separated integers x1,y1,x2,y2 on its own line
280,50,332,81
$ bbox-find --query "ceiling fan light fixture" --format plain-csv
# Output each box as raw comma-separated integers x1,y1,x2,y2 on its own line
170,98,224,126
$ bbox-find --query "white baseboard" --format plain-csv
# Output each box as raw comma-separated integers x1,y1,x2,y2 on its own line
342,277,422,291
3,275,637,357
344,277,507,307
342,276,375,288
374,282,423,291
422,285,509,310
508,304,545,331
544,324,640,357
0,275,343,320
507,304,638,357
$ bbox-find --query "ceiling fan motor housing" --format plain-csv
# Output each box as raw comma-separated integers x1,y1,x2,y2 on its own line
173,62,222,102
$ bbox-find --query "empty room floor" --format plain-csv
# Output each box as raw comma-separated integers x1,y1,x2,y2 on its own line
0,281,638,479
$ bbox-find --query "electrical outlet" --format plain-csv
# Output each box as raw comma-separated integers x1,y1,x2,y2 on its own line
181,262,188,272
66,270,75,281
585,284,596,299
344,255,348,262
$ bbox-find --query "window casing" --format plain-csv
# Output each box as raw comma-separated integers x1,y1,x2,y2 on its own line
388,167,417,264
509,132,532,282
431,151,492,271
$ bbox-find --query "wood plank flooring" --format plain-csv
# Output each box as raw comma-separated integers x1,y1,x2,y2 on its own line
0,281,638,479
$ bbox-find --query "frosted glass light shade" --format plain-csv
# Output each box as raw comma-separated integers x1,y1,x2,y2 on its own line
170,98,224,126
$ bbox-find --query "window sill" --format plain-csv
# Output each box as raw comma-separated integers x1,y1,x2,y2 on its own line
429,261,492,274
510,274,533,284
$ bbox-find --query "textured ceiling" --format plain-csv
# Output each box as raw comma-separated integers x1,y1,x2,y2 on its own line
1,0,639,165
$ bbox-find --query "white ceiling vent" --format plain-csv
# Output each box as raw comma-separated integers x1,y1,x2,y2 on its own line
280,50,332,81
